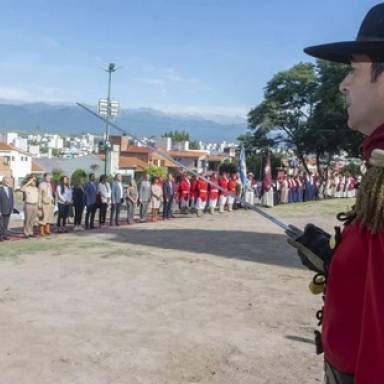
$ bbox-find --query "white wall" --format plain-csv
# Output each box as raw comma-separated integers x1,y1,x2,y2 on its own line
0,149,32,187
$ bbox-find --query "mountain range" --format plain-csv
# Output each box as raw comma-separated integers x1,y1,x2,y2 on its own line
0,102,248,142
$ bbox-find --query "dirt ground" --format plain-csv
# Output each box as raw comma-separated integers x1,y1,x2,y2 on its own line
0,200,353,384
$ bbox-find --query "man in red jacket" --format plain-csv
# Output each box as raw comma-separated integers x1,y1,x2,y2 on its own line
189,175,198,213
218,171,229,213
178,173,190,214
288,4,384,383
227,173,237,212
208,173,219,215
196,175,208,217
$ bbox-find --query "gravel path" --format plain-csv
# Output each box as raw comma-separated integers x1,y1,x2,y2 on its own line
0,208,329,383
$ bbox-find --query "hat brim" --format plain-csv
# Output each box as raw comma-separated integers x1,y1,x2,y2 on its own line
304,41,384,64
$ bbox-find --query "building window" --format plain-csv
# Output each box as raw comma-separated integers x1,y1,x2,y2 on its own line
11,156,15,161
194,159,198,167
160,160,165,167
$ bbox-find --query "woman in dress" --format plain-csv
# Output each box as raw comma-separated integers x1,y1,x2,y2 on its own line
56,176,72,233
279,175,289,204
151,177,163,222
72,177,86,231
126,179,138,224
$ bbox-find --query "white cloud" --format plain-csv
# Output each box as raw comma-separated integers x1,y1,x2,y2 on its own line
142,103,250,118
0,85,68,103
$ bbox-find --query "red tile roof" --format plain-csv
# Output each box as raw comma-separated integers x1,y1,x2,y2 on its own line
0,141,32,156
119,156,148,171
168,150,208,158
122,145,151,154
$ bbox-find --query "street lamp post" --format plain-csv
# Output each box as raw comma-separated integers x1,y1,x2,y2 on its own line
101,63,119,175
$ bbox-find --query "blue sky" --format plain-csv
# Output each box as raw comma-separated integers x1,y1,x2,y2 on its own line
0,0,379,117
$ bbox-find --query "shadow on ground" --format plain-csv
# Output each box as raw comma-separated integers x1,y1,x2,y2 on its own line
74,227,303,269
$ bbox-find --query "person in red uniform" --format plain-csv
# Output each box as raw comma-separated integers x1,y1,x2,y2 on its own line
287,4,384,383
208,173,219,215
227,173,237,212
218,171,228,213
196,175,208,217
178,173,190,214
189,175,198,213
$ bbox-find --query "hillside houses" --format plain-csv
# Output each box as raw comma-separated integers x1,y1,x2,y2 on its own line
0,131,236,185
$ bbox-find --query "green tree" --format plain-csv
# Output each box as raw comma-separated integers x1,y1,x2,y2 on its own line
163,130,200,149
305,60,363,168
245,151,283,179
189,140,200,150
243,61,364,172
145,165,168,181
163,130,190,141
219,163,238,174
51,148,61,158
51,168,64,184
247,63,317,172
71,169,87,186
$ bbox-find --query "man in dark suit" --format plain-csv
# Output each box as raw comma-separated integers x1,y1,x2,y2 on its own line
0,176,14,241
162,174,174,219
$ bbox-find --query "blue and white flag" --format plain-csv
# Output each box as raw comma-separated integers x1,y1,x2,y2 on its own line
239,147,247,187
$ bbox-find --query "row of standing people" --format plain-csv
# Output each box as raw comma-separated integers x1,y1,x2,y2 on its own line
15,170,244,239
277,173,358,204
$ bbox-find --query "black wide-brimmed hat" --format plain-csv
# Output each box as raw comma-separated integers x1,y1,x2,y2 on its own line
304,3,384,63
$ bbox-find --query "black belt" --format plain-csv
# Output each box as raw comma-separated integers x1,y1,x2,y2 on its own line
324,361,354,384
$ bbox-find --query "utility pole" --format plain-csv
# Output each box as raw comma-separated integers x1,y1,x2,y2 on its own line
101,62,119,175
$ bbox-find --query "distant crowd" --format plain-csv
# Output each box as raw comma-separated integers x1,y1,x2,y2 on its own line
274,172,360,205
0,171,245,241
0,169,360,242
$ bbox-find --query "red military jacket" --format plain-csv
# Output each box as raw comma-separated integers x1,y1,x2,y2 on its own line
197,179,208,201
190,179,198,199
322,119,384,383
208,180,219,200
218,176,228,196
322,223,384,383
227,178,237,194
178,178,190,201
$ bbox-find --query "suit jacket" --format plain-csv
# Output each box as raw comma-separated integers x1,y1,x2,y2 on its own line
139,180,151,202
0,186,14,216
163,181,174,201
84,181,97,205
111,181,123,204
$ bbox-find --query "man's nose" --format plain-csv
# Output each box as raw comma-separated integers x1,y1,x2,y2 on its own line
339,74,350,94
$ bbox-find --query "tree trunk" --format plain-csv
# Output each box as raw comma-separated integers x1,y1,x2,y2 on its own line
299,153,310,173
316,152,321,174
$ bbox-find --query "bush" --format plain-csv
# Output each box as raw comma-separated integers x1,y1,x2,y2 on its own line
145,166,168,181
51,168,64,184
219,162,238,175
71,169,87,186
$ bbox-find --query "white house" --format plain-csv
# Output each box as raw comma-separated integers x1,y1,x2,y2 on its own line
0,132,29,152
168,150,209,173
0,142,33,187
